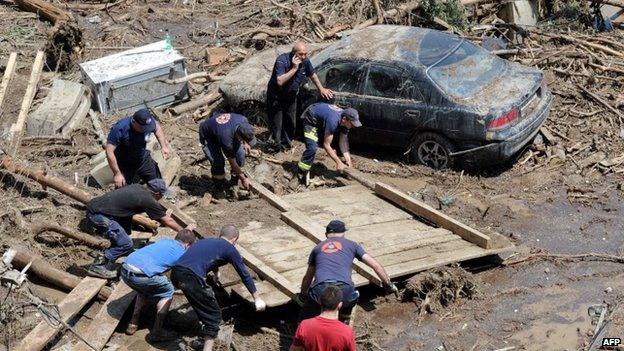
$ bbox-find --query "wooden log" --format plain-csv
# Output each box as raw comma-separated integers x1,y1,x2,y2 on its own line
72,282,136,351
0,157,160,231
31,223,110,249
14,0,72,24
170,92,222,115
11,248,112,300
9,50,45,151
0,52,17,113
17,277,106,351
374,182,491,249
280,210,383,286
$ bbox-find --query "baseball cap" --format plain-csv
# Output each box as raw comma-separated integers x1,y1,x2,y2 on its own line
237,123,257,147
341,108,362,127
147,178,171,197
132,108,157,133
326,220,347,234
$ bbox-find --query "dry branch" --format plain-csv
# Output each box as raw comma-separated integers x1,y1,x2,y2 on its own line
0,52,17,113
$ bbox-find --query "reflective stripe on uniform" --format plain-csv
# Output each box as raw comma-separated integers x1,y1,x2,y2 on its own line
213,174,226,180
298,161,312,171
303,127,318,142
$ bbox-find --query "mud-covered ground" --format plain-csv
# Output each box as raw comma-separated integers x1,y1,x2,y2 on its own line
1,1,624,350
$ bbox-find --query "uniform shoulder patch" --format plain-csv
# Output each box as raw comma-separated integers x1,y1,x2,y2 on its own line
216,113,231,124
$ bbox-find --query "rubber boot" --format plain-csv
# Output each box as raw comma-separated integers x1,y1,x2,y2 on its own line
297,168,310,187
86,255,117,279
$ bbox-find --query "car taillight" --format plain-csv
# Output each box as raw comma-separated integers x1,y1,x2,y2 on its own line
488,109,519,130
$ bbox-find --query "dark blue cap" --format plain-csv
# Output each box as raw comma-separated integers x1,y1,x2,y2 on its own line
147,178,170,196
132,108,156,133
326,220,347,234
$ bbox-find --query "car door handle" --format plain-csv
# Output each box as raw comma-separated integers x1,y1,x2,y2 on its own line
405,110,420,117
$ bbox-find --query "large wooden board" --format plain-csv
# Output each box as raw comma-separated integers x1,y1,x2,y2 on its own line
73,282,136,351
18,277,106,351
284,184,412,227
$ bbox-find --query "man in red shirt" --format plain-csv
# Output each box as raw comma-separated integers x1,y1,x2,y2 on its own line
290,285,356,351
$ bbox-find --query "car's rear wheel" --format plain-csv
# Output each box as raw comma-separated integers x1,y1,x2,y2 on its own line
410,132,455,169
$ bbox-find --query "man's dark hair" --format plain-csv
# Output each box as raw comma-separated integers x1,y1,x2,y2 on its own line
175,229,197,245
219,225,240,240
319,285,343,311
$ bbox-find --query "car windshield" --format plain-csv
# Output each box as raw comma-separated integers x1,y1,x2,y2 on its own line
427,40,506,100
418,30,462,66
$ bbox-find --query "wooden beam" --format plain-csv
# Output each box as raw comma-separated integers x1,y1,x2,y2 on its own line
280,209,383,286
0,52,17,113
342,168,375,190
17,277,107,351
73,282,136,351
9,51,45,151
236,245,299,298
11,248,112,300
248,179,293,212
374,182,491,249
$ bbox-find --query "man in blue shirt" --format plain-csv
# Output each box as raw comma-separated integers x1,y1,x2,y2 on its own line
199,112,257,196
106,108,172,188
297,103,362,186
266,42,333,152
121,229,196,341
171,225,266,351
298,220,397,323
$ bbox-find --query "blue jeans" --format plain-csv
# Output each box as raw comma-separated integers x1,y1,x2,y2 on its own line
298,281,360,322
202,138,246,179
120,265,175,300
87,212,133,261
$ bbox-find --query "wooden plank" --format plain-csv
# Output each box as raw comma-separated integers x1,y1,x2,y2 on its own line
375,182,491,249
9,50,45,150
342,168,376,189
248,179,293,212
73,282,136,351
283,184,368,202
281,209,382,286
17,277,106,351
0,52,17,112
236,245,300,298
374,238,470,268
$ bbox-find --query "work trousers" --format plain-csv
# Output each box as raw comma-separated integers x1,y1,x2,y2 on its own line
267,91,297,148
201,138,246,180
171,266,222,338
119,152,162,186
87,212,133,261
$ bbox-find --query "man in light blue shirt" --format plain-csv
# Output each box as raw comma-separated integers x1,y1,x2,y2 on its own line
120,228,196,342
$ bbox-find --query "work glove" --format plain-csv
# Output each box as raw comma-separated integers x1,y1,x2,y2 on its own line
383,282,399,296
255,298,266,312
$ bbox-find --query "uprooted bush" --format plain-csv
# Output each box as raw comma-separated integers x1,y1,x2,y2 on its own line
403,266,477,314
418,0,469,30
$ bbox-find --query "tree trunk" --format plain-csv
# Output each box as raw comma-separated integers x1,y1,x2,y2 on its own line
14,0,73,24
11,249,111,300
31,223,110,249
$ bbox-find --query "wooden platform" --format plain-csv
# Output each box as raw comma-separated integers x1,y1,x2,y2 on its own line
231,182,512,307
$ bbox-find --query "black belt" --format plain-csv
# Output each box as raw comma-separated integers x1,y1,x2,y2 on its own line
121,265,147,277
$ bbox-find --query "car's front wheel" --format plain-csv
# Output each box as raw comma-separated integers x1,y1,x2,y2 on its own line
410,132,455,170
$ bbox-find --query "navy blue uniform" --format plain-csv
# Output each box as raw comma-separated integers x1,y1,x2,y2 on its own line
299,236,366,322
266,52,315,149
298,103,349,172
171,238,257,338
107,117,161,184
199,113,248,179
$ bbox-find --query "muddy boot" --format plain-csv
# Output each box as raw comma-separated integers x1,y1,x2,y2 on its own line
86,255,117,279
147,328,178,343
297,169,310,187
125,323,139,335
213,180,227,199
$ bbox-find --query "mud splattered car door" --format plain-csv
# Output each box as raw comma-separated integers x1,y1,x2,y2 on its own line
352,63,427,148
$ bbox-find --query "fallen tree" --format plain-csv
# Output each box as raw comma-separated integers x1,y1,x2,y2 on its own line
0,157,159,231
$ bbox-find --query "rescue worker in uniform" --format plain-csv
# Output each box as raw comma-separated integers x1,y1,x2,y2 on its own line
199,112,256,197
266,41,333,152
297,103,361,185
106,108,172,188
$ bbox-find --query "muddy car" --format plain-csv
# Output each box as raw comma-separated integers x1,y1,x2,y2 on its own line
220,25,553,169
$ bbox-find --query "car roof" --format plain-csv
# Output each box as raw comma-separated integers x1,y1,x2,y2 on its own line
312,25,461,69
